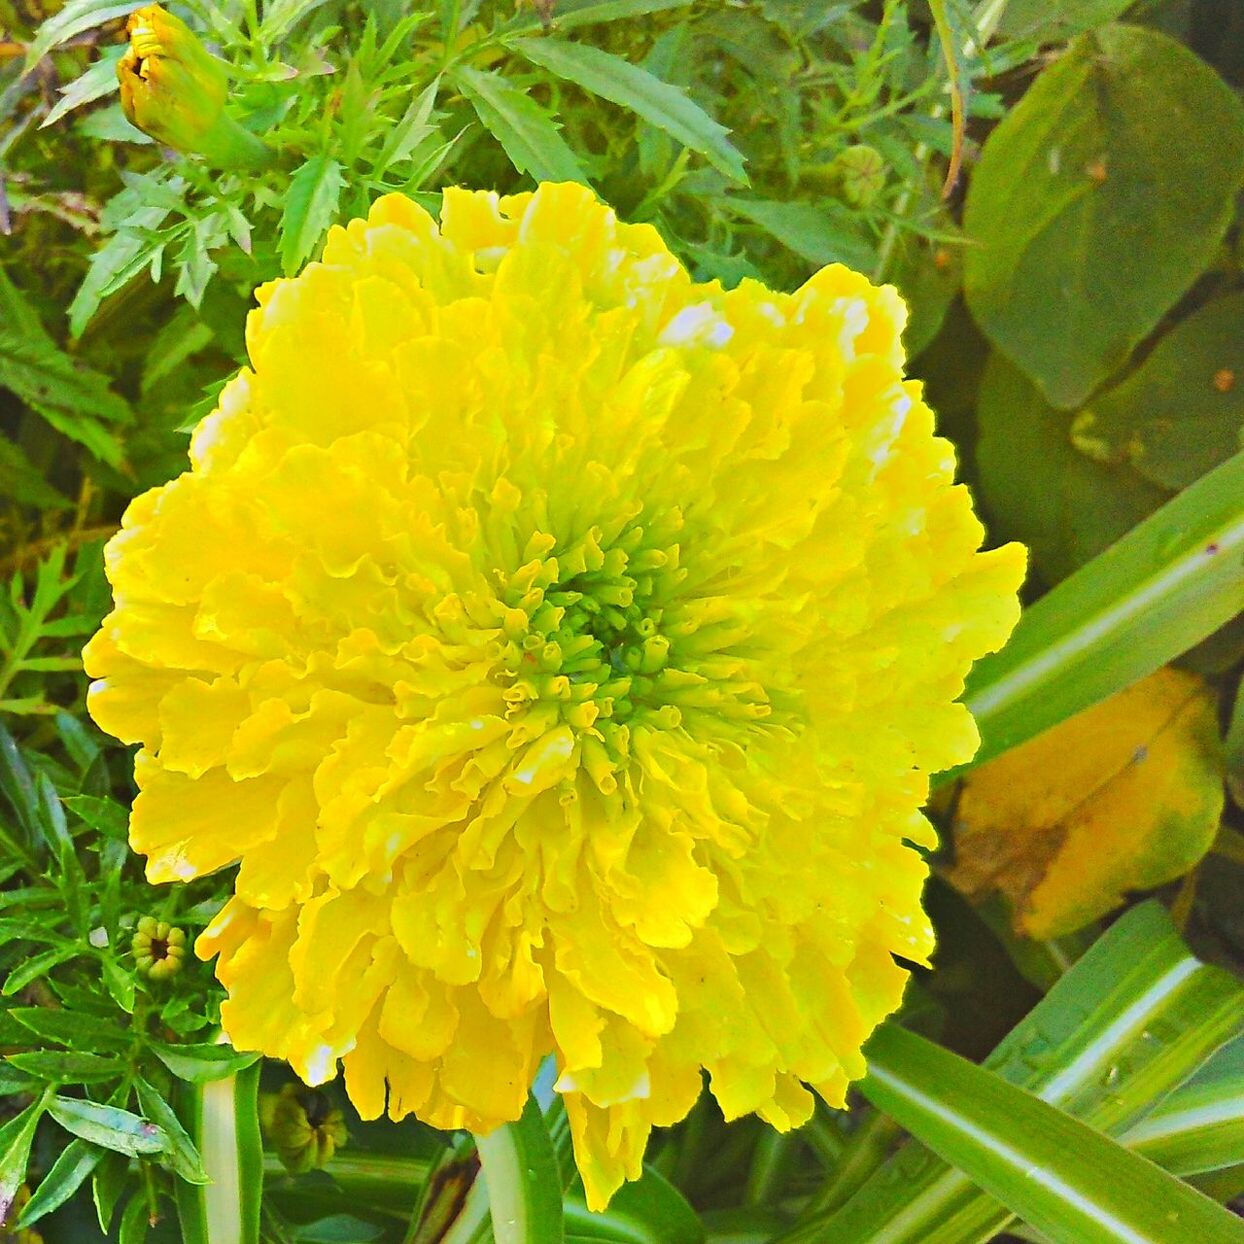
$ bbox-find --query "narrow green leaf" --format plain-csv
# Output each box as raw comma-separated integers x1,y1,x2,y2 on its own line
64,794,129,840
279,156,345,276
960,449,1244,772
173,1062,263,1244
17,1138,103,1227
150,1041,261,1083
41,47,124,128
566,1164,703,1242
861,1024,1244,1244
23,0,146,69
726,198,874,272
1123,1037,1244,1177
135,1079,209,1185
92,1149,129,1234
9,1007,130,1050
477,1093,564,1244
797,903,1244,1243
0,1098,47,1224
48,1096,166,1157
454,66,588,185
3,946,86,996
508,37,744,182
505,0,690,32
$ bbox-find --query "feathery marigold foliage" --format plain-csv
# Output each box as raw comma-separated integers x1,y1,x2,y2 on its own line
83,183,1024,1208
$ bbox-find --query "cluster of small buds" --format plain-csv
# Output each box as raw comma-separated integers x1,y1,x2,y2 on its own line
131,917,187,980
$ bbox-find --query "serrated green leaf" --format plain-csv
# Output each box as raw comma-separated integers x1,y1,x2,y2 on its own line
41,47,124,129
279,156,345,276
508,36,745,182
9,1008,130,1051
24,0,146,69
3,946,85,996
454,66,588,185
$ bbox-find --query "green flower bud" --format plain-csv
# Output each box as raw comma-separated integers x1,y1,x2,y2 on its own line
117,6,271,169
132,916,186,980
830,144,888,208
261,1084,348,1174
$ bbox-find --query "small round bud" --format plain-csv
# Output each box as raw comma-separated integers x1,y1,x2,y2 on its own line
830,145,888,208
132,917,187,980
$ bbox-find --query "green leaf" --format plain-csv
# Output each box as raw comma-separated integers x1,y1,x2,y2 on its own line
505,0,691,32
963,25,1244,408
477,1093,564,1244
48,1096,167,1156
793,902,1244,1242
565,1165,703,1242
725,198,875,272
23,0,146,69
9,1008,130,1051
998,0,1135,39
859,1023,1244,1244
0,1098,46,1224
976,354,1167,585
92,1150,129,1234
3,946,86,996
41,46,124,129
508,37,745,182
1070,292,1244,491
961,447,1244,770
453,66,589,185
64,794,129,840
135,1079,209,1185
6,1051,121,1083
173,1062,263,1244
17,1138,103,1227
150,1041,261,1084
279,156,345,276
0,439,70,510
0,314,130,466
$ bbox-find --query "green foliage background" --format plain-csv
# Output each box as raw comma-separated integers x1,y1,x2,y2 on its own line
1,0,1244,1241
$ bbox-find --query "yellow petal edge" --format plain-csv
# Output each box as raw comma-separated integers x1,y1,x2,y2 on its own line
84,183,1025,1208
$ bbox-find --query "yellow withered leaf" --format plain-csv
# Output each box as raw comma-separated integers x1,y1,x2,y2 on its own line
950,667,1224,939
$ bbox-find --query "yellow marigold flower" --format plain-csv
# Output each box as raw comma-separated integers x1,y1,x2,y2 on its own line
83,183,1024,1209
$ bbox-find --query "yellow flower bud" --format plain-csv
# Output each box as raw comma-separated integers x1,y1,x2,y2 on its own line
261,1084,348,1174
131,915,187,980
117,6,271,168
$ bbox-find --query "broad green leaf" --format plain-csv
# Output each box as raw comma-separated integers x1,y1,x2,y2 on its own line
964,25,1244,408
998,0,1135,40
6,1051,120,1083
23,0,146,69
0,1098,46,1224
174,1063,264,1244
961,446,1244,771
41,47,124,129
16,1138,102,1227
859,1023,1244,1244
151,1041,261,1083
1123,1036,1244,1177
453,67,589,185
477,1093,564,1244
48,1096,167,1157
1070,292,1244,491
279,156,345,276
794,902,1244,1242
952,668,1224,938
976,354,1167,585
725,198,874,272
508,37,745,182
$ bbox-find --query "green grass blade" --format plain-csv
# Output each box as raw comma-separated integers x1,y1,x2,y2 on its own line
860,1024,1244,1244
784,903,1244,1243
476,1094,565,1244
174,1062,263,1244
960,448,1244,772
